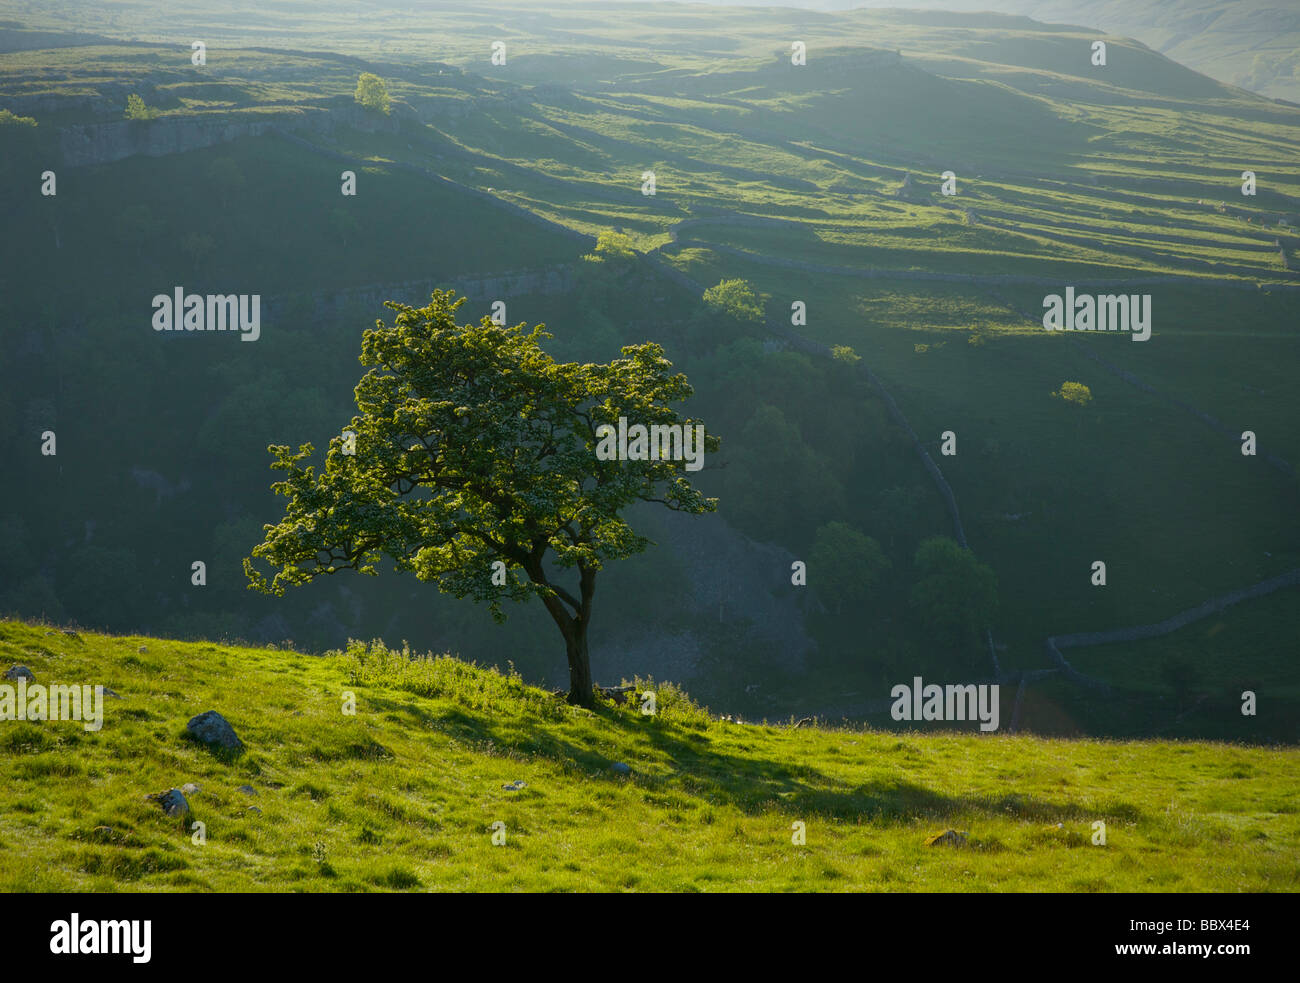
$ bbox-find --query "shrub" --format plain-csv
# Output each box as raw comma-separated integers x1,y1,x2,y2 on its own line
1052,381,1093,407
124,94,158,120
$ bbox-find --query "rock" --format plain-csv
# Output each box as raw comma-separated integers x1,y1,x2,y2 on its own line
100,686,122,699
186,710,244,751
180,783,201,796
4,665,34,682
137,645,148,654
148,789,190,818
502,780,526,791
924,829,968,847
610,762,631,775
236,785,257,796
246,806,262,815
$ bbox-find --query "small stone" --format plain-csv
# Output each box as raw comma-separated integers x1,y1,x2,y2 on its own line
100,686,122,699
186,710,244,751
180,783,201,796
502,780,526,791
4,665,35,682
149,789,190,818
610,762,631,775
237,785,257,796
137,645,148,654
246,806,262,815
924,829,968,847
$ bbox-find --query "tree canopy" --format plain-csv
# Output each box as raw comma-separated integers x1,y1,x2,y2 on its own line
810,521,890,615
1052,381,1093,407
702,278,765,324
354,72,391,114
124,93,158,120
909,536,998,654
245,290,718,705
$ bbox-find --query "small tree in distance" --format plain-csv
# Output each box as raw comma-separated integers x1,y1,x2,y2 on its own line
1052,380,1093,438
124,94,158,120
831,344,861,364
245,290,719,707
810,521,889,615
909,536,998,661
354,72,391,114
586,231,638,264
1052,381,1093,407
702,278,764,324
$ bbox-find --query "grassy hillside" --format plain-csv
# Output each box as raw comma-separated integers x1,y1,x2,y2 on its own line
891,0,1300,105
1,619,1295,892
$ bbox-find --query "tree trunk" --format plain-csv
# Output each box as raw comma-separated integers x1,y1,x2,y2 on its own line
565,623,594,707
530,564,597,708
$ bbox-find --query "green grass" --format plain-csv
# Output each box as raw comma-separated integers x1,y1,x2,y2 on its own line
0,619,1295,891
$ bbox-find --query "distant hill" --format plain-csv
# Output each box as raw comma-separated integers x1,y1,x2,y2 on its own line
956,0,1300,102
686,0,1300,104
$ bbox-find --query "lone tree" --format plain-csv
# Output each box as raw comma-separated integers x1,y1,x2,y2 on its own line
1052,380,1093,439
1052,381,1093,407
245,290,718,707
124,93,157,120
354,72,391,114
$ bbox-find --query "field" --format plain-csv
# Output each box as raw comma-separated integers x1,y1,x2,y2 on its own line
1,619,1296,891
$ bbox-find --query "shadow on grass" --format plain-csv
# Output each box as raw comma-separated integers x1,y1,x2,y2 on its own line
365,693,1142,827
181,731,245,764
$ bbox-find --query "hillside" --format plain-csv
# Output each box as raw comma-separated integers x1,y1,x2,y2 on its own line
876,0,1300,105
0,619,1295,891
1,1,1297,743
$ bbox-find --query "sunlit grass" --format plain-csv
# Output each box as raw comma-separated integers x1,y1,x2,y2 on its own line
1,621,1295,892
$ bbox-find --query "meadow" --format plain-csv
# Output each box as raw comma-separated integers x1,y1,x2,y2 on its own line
1,620,1295,891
